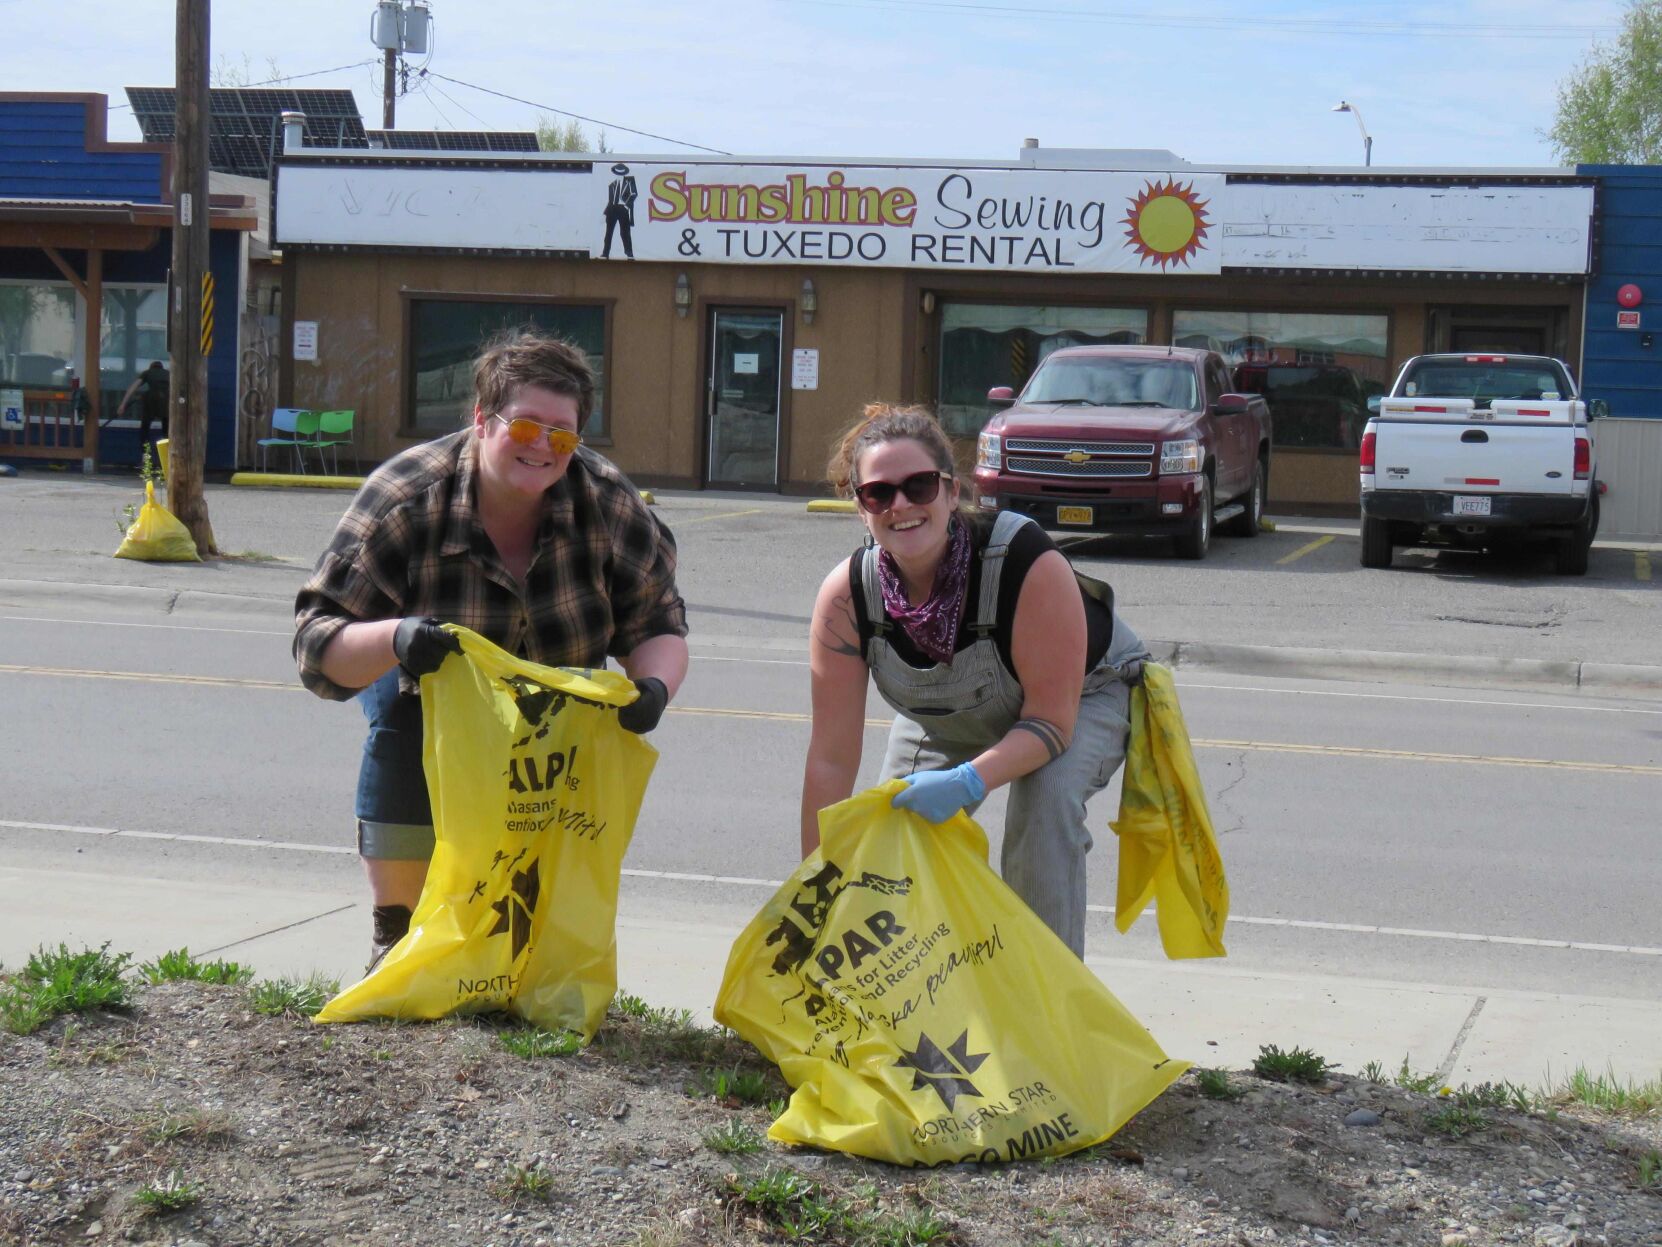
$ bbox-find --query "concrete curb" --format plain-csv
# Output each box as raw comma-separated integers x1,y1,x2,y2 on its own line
806,499,856,514
228,472,366,489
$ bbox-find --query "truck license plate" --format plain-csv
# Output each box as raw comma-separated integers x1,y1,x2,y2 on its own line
1057,505,1094,525
1453,495,1492,516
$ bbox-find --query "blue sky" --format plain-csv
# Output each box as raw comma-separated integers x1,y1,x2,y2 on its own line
4,0,1630,168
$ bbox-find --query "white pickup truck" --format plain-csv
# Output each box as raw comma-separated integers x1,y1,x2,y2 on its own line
1358,353,1603,575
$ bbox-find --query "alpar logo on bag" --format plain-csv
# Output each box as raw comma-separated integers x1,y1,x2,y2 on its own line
497,675,609,840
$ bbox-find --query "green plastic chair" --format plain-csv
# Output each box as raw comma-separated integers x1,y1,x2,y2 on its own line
309,410,356,475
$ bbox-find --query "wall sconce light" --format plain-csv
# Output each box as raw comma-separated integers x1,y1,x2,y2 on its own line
921,291,937,315
800,277,818,326
674,272,691,318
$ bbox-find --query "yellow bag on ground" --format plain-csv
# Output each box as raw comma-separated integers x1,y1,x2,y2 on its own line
1110,662,1229,959
714,783,1188,1166
317,627,658,1038
113,480,200,562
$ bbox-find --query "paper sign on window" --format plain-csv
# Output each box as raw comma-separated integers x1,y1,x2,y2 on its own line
294,321,319,361
733,353,760,375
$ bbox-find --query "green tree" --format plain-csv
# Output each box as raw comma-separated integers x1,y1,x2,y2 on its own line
536,115,609,153
1548,0,1662,164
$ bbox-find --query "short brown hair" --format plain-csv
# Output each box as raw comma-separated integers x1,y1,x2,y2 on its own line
471,329,595,424
826,402,955,496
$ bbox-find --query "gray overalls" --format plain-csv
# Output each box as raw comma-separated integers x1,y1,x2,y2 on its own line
861,511,1148,956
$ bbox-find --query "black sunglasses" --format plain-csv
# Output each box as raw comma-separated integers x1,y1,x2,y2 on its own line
853,469,951,514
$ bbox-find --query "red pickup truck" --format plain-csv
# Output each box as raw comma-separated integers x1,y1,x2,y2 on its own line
972,345,1272,559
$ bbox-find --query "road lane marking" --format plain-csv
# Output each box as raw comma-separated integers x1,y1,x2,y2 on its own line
5,665,1658,773
1276,534,1336,565
1639,552,1652,583
0,613,291,637
1178,680,1662,717
6,818,1658,958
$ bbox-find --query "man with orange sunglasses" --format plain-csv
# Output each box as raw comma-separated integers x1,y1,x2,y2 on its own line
294,330,688,969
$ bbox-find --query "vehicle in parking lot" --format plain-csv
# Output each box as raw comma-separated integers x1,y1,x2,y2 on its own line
973,345,1272,559
1232,361,1375,450
1359,353,1602,574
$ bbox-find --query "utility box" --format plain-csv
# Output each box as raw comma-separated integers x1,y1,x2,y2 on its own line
370,1,402,50
402,1,432,54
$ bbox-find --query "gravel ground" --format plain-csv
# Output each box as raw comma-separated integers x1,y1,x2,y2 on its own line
1,981,1658,1247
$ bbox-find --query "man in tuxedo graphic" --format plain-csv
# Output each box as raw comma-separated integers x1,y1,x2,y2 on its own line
602,163,637,259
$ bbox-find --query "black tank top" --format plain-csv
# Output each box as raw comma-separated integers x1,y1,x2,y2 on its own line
849,515,1113,674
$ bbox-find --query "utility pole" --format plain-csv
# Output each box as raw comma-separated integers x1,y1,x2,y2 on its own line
382,46,396,128
169,0,217,554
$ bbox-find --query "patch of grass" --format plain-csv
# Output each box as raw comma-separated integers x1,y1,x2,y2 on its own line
246,973,337,1018
702,1118,765,1156
859,1207,954,1246
133,1169,202,1214
138,947,254,986
1252,1044,1335,1085
499,1027,584,1059
766,1096,789,1119
1391,1055,1443,1095
143,1109,235,1145
1,943,130,1035
612,991,695,1030
496,1163,556,1203
1359,1059,1388,1083
693,1066,774,1105
1425,1104,1489,1138
600,991,735,1065
1194,1067,1244,1101
724,1168,954,1245
1540,1066,1662,1116
1451,1080,1532,1112
1636,1148,1660,1189
220,549,282,563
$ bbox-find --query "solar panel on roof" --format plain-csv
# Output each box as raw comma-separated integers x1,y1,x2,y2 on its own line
365,130,541,153
126,87,368,179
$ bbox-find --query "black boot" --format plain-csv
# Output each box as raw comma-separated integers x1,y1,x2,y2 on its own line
367,904,412,973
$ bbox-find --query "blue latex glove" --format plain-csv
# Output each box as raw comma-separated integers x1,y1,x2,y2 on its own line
891,762,986,824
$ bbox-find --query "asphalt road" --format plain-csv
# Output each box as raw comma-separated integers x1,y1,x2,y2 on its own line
2,581,1658,1006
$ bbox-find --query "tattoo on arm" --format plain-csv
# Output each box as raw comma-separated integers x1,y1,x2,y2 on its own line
1012,717,1067,761
815,593,861,657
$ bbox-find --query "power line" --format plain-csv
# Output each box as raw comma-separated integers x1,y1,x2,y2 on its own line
107,60,381,111
422,70,730,155
772,0,1619,40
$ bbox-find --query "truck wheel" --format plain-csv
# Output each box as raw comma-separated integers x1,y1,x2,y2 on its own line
1174,477,1212,560
1553,493,1598,576
1360,516,1394,568
1223,458,1265,538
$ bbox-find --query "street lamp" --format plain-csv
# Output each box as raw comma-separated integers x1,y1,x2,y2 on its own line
1332,100,1373,167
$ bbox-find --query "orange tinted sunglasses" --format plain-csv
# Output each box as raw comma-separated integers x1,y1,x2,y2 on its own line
493,414,582,455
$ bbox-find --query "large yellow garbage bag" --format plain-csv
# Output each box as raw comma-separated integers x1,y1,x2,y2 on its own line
113,480,200,562
317,627,658,1039
1110,662,1229,959
714,783,1187,1166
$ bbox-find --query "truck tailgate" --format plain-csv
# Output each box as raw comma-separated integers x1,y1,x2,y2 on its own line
1372,421,1575,495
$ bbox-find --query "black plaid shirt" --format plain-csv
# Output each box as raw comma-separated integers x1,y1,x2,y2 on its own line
294,431,687,701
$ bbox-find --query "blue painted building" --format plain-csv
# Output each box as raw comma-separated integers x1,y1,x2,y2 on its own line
0,92,251,470
1579,164,1662,419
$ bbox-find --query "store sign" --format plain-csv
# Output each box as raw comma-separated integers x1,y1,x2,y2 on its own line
792,348,820,390
274,160,1594,276
1618,309,1641,329
293,320,319,361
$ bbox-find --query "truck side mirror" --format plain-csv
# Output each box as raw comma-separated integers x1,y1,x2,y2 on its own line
987,386,1016,410
1588,399,1609,420
1366,395,1383,414
1212,393,1250,415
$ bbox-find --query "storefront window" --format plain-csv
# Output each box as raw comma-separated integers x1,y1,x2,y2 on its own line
0,282,77,388
96,287,168,413
408,299,608,439
1172,309,1389,450
937,303,1148,438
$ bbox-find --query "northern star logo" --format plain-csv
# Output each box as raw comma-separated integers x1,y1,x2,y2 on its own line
896,1029,989,1111
489,859,540,960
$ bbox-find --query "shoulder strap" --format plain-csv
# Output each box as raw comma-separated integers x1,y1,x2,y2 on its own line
852,543,889,658
971,511,1031,636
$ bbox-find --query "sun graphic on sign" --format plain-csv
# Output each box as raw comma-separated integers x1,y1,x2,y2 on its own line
1122,179,1211,270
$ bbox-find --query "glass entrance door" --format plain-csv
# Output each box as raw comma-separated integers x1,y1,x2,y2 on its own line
705,309,783,488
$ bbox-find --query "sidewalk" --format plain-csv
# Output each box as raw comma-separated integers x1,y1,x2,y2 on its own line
2,863,1656,1087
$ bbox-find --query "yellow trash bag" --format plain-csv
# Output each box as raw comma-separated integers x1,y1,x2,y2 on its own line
113,480,200,562
714,783,1188,1166
1110,662,1229,959
317,627,658,1039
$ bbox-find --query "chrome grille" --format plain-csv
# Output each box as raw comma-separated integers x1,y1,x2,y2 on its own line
1005,437,1155,456
1006,457,1152,478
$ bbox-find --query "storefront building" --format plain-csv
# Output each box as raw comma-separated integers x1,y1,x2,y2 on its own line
273,141,1597,513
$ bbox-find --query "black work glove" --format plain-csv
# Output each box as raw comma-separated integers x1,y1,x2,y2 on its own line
617,677,668,734
392,616,461,677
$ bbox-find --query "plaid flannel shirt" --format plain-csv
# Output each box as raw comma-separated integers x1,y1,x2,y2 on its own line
293,431,687,701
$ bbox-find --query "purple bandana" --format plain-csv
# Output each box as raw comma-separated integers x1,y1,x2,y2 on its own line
877,514,972,665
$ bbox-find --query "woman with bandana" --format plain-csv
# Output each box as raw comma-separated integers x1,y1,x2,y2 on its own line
800,404,1148,958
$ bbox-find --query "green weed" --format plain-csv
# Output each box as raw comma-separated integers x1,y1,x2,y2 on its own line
497,1163,556,1203
694,1066,774,1105
499,1027,584,1059
611,991,695,1030
1391,1055,1443,1095
1252,1044,1335,1085
725,1168,953,1245
1451,1080,1532,1112
1636,1148,1660,1189
133,1169,202,1214
138,948,254,986
1359,1060,1388,1083
143,1109,235,1145
246,973,337,1018
1540,1066,1662,1116
0,943,130,1034
1425,1105,1489,1138
1195,1067,1244,1100
702,1119,765,1156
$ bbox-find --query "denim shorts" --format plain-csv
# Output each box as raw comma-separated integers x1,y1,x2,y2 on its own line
354,668,435,859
